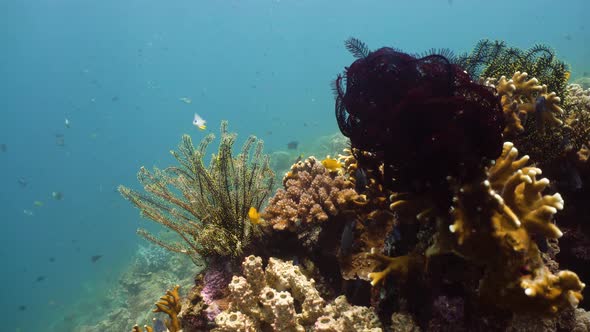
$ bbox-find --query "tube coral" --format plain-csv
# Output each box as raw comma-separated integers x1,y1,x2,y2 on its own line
213,255,383,331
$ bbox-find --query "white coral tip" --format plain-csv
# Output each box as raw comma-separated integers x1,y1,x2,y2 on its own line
525,288,536,296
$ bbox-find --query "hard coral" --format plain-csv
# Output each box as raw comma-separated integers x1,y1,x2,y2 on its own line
213,255,382,332
334,38,504,191
444,142,584,313
262,157,359,231
485,71,564,137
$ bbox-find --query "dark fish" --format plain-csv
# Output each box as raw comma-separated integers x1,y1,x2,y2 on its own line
91,255,103,263
340,217,356,256
448,0,453,5
49,257,55,263
55,134,65,147
111,96,119,102
287,141,299,150
534,96,547,131
354,168,368,193
0,143,6,152
18,177,28,188
18,305,26,311
294,154,303,164
35,276,46,282
52,191,64,200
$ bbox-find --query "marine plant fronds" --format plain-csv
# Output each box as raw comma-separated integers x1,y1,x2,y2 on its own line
119,121,275,264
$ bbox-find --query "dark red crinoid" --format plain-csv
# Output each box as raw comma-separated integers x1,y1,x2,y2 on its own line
334,40,505,191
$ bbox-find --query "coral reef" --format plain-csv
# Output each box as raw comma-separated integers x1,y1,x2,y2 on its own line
121,39,590,332
213,255,382,331
119,121,275,263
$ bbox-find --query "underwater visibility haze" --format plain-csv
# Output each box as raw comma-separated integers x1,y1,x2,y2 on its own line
1,0,590,331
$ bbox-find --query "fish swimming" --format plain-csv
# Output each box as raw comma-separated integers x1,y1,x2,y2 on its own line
321,158,343,172
248,207,262,225
354,168,368,193
287,141,299,150
340,217,356,256
193,113,207,130
91,255,103,263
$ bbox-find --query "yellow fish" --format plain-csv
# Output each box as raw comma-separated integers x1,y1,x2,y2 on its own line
565,71,571,81
321,158,342,172
248,207,262,225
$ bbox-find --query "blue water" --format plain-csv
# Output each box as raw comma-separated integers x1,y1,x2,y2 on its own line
0,0,588,330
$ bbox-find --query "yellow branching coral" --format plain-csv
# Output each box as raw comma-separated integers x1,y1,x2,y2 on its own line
153,285,182,332
491,72,564,136
444,142,584,313
131,325,153,332
487,142,564,239
367,249,425,286
119,121,275,262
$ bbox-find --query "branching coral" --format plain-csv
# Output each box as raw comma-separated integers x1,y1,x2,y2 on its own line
262,157,359,231
442,142,584,313
213,255,382,331
133,285,182,332
119,121,275,263
153,285,182,332
484,71,564,136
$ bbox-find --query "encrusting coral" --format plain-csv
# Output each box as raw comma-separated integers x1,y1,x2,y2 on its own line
119,121,275,263
213,255,382,332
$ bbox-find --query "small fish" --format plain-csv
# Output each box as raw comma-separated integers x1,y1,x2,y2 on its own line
321,158,342,172
35,276,46,282
294,154,304,164
340,217,356,256
287,141,299,150
193,113,207,130
248,207,262,225
354,168,368,193
55,134,65,147
52,191,63,200
0,143,6,152
64,118,70,128
33,201,44,207
18,305,26,311
111,96,119,102
534,96,547,131
565,71,571,81
49,257,56,263
91,255,103,263
179,97,192,104
18,177,28,187
23,209,34,216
